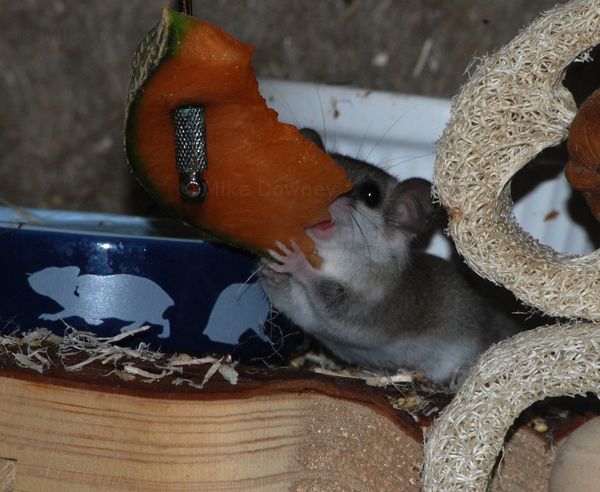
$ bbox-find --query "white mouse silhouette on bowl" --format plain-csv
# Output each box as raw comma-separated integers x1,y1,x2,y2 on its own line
27,266,174,338
202,282,270,345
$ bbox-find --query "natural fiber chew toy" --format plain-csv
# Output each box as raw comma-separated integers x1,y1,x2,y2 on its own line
125,9,351,264
433,0,600,320
565,87,600,221
424,321,600,491
424,0,600,490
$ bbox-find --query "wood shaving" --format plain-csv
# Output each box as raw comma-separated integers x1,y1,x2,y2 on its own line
28,348,51,368
0,336,17,347
168,354,220,366
0,326,238,391
13,353,47,373
97,325,151,342
113,370,136,382
63,353,107,371
122,363,172,381
198,358,223,389
218,363,239,385
296,350,426,390
390,394,425,411
311,367,360,379
364,373,416,387
172,377,205,390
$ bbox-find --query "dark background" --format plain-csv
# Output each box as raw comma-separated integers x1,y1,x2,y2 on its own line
1,0,560,216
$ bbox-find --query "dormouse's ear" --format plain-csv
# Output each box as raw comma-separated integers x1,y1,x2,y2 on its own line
299,128,325,150
389,178,435,234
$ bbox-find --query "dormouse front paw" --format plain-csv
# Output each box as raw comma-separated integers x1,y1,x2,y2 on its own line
266,241,314,283
259,259,290,289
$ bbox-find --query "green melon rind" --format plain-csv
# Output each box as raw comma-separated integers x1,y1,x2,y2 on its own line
125,9,170,205
124,10,252,248
124,10,214,235
125,9,193,110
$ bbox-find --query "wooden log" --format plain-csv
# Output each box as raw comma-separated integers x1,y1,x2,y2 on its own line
0,366,423,491
0,333,584,491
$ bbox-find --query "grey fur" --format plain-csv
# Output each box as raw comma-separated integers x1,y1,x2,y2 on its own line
260,141,519,387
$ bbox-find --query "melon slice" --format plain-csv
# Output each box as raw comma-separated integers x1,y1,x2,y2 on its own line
125,9,351,264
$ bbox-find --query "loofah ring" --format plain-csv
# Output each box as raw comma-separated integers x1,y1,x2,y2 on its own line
433,0,600,320
422,322,600,490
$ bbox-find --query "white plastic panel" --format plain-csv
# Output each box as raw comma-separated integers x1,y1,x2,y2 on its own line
259,79,595,259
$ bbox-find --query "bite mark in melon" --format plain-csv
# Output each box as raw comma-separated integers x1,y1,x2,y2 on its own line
125,9,351,264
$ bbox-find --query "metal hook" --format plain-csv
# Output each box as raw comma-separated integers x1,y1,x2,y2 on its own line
174,0,193,16
172,1,204,203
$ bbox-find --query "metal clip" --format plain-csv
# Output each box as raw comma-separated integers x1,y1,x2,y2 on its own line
174,105,208,203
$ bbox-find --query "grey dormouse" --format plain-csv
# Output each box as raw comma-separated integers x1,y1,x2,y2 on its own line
259,129,519,387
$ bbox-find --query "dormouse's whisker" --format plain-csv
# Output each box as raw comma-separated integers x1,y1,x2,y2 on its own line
380,151,435,170
364,106,416,162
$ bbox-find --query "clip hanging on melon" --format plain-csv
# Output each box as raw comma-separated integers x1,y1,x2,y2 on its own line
124,9,351,265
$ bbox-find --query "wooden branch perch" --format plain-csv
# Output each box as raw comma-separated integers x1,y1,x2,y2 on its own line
0,331,582,490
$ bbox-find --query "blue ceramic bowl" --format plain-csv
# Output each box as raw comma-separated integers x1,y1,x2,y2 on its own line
0,207,300,360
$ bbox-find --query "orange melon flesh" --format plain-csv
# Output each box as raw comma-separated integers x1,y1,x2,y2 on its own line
125,9,351,264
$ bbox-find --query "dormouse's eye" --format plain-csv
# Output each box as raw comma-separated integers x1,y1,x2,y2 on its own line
358,181,382,208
